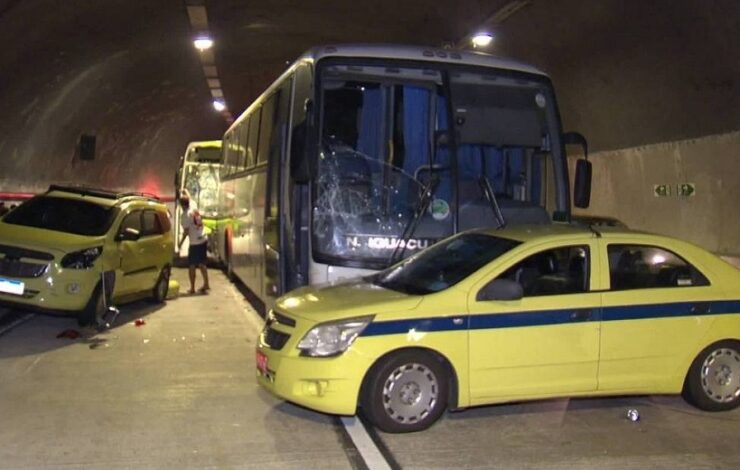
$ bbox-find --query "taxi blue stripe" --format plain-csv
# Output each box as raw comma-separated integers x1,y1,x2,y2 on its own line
359,299,740,337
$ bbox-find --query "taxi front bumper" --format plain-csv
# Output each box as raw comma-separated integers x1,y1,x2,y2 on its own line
256,343,371,416
0,265,101,314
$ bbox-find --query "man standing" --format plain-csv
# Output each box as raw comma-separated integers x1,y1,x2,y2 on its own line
178,192,210,294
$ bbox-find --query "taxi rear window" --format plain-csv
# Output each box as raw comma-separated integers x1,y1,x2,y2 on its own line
3,196,119,236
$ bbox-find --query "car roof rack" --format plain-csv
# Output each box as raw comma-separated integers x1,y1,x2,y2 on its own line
47,185,160,202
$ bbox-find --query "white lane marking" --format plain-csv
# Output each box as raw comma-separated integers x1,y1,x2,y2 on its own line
0,312,34,337
340,416,391,470
23,355,43,375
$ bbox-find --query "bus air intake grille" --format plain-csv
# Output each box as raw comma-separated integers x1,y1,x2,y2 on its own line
264,327,290,350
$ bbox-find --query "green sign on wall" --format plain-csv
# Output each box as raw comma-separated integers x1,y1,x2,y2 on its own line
677,183,696,197
653,184,671,197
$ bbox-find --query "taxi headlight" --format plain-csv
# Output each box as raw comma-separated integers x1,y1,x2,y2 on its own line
297,316,373,357
60,246,103,269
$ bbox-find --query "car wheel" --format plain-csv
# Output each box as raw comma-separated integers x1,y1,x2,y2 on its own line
361,350,448,433
683,340,740,411
77,284,105,327
151,267,170,303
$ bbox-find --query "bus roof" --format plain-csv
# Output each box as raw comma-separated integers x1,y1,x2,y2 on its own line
300,44,547,77
227,43,549,133
185,140,221,151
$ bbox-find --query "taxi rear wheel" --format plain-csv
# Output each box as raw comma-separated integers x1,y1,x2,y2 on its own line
151,267,170,303
360,350,448,433
683,340,740,411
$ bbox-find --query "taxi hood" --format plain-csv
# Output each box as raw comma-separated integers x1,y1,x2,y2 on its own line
0,221,106,257
275,278,422,323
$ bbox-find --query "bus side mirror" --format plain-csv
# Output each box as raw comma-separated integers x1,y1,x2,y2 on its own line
290,99,317,184
563,132,591,209
574,159,592,209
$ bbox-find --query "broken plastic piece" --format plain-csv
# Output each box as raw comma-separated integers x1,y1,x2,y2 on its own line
134,319,146,327
626,409,640,422
56,329,81,339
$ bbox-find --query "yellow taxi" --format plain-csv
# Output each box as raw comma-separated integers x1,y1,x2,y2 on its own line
0,185,174,326
257,224,740,432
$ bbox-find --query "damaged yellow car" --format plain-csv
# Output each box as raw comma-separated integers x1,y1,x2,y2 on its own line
0,185,174,326
257,224,740,432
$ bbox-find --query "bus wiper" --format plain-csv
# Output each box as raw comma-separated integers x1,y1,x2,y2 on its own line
388,176,440,265
479,175,506,228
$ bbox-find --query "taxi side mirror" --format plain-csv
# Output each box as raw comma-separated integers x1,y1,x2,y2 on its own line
477,279,523,302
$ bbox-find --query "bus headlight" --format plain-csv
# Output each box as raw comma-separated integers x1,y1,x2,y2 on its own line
297,316,373,357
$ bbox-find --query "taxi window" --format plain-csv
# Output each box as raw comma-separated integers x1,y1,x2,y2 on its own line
119,211,141,234
499,245,589,297
608,244,709,290
141,210,163,236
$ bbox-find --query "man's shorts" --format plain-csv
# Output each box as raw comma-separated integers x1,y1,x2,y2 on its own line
188,242,208,266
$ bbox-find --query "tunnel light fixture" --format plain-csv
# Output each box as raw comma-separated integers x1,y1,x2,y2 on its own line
212,100,226,112
193,36,214,51
471,32,494,48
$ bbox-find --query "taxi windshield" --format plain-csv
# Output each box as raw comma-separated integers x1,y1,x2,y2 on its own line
369,233,520,295
3,196,119,236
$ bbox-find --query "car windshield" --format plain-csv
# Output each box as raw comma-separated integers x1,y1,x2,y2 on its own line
3,196,119,236
369,232,520,295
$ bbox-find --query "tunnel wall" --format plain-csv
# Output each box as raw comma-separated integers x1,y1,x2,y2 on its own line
571,130,740,256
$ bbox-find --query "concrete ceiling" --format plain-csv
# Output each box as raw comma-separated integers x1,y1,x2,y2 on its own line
0,0,738,194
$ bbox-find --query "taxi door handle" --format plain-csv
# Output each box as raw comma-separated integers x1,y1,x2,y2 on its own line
570,309,592,321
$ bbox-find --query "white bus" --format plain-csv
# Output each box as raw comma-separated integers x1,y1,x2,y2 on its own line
173,140,223,257
213,44,590,310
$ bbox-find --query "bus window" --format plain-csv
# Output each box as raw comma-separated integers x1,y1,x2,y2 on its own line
247,108,261,167
258,95,277,165
224,130,238,176
239,117,251,169
314,66,447,268
450,71,558,230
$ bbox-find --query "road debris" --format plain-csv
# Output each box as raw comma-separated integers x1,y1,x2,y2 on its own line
626,409,640,422
56,329,81,339
134,318,146,327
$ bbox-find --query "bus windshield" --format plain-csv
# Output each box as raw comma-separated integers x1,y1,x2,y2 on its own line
313,62,562,269
183,163,221,217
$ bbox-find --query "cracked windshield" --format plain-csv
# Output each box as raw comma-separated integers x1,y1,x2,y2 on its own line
314,63,559,268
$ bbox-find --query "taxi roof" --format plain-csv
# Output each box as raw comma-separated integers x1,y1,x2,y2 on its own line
476,223,653,244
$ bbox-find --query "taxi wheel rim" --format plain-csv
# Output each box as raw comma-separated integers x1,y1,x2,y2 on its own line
700,347,740,403
381,362,438,424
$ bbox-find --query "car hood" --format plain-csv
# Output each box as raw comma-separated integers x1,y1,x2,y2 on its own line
0,221,106,257
275,278,423,323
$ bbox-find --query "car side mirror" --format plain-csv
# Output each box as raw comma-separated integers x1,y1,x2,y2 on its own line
476,279,523,301
563,131,591,209
116,227,140,242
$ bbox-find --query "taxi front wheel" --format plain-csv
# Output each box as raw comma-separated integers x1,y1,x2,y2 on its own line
151,267,170,303
360,350,448,433
683,340,740,411
77,284,105,327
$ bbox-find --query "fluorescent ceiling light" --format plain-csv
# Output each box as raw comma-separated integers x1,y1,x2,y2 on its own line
471,32,494,48
212,100,226,112
193,37,214,51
